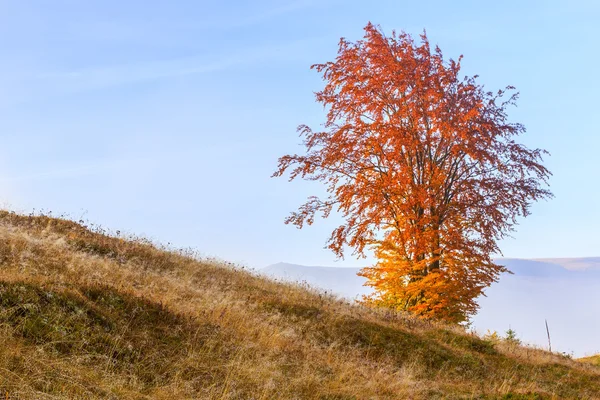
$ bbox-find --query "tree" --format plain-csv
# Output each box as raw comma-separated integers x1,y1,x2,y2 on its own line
273,23,551,323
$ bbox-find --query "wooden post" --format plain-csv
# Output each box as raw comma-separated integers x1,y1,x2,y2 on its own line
545,319,552,352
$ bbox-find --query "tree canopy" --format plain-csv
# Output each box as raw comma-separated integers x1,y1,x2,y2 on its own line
273,23,552,323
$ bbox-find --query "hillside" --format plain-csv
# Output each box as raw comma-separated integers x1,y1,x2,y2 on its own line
580,356,600,367
0,211,599,399
263,260,600,357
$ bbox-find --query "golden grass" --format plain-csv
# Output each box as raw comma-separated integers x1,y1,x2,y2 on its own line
0,210,598,399
579,355,600,367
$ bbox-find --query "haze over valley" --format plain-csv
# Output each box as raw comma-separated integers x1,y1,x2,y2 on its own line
262,258,600,358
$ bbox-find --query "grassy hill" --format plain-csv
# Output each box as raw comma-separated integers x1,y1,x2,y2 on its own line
0,211,598,399
579,355,600,367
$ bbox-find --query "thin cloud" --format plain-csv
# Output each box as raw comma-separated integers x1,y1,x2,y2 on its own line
0,157,152,183
35,55,247,93
0,37,318,106
67,0,323,43
210,0,320,30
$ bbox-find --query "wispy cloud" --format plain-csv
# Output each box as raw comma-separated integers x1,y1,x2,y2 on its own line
35,54,247,92
0,157,152,183
66,0,322,43
0,36,319,107
207,0,320,30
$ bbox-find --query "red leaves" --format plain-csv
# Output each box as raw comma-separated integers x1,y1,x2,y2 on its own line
274,23,552,324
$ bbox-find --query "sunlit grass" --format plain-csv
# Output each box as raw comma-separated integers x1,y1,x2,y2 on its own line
0,210,598,399
579,355,600,367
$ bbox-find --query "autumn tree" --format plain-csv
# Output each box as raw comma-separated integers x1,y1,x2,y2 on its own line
273,23,551,323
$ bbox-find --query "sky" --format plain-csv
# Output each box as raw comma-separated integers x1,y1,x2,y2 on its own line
0,0,598,269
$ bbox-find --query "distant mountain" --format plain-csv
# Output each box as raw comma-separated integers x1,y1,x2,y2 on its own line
531,257,600,272
495,258,600,280
497,258,578,277
262,262,368,299
261,258,600,357
262,258,600,295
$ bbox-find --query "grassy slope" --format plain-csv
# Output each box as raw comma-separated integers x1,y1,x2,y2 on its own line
579,356,600,367
0,211,598,399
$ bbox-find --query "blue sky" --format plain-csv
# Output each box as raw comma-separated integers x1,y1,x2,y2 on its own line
0,0,598,269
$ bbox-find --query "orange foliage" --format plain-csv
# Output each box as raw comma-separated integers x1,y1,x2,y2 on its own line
273,23,552,323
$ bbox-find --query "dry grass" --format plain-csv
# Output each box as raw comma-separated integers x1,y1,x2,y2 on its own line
579,355,600,367
0,210,598,399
